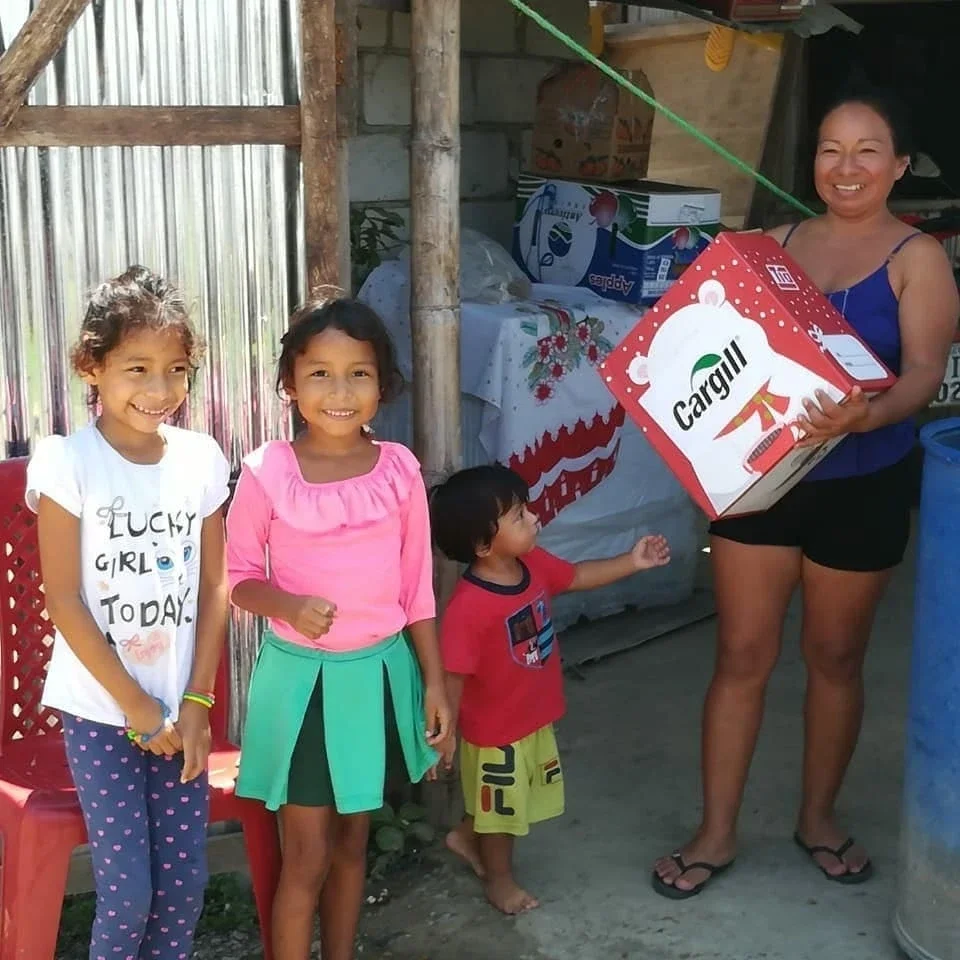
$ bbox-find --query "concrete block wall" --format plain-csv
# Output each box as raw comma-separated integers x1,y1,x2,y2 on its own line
350,0,589,266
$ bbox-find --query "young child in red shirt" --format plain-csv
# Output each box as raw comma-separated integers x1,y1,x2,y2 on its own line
430,464,670,915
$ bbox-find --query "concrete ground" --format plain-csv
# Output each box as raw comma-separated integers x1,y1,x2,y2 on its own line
62,541,919,960
355,545,917,960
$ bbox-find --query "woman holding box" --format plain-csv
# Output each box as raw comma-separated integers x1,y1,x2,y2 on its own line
653,89,959,899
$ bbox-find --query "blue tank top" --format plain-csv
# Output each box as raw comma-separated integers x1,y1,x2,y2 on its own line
781,225,920,482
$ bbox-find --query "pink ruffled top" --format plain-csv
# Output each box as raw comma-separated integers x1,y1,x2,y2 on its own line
226,440,436,651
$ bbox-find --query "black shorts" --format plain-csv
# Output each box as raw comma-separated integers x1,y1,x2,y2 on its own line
708,456,912,573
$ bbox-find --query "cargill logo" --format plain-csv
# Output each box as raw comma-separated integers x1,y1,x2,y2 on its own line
673,340,748,430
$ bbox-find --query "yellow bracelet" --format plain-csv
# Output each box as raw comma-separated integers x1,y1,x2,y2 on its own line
182,692,214,709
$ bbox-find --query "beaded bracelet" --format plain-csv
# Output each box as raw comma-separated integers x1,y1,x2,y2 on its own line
183,689,215,709
124,697,171,745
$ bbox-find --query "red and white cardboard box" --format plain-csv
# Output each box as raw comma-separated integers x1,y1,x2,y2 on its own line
599,232,898,520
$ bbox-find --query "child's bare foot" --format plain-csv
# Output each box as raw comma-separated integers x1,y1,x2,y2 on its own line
484,875,540,915
445,822,485,878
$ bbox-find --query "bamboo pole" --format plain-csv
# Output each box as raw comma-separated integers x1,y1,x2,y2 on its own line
410,0,462,827
0,0,91,130
410,0,461,484
300,0,342,294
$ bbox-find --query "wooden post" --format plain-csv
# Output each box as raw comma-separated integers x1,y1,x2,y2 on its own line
410,0,462,827
410,0,461,482
300,0,342,294
335,0,358,290
0,0,91,130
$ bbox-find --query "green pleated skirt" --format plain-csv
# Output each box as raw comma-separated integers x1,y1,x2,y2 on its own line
236,629,437,814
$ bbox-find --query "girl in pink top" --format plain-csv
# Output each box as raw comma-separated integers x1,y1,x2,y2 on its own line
226,298,451,960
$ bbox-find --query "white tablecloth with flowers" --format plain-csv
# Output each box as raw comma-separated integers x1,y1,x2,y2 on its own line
362,261,659,525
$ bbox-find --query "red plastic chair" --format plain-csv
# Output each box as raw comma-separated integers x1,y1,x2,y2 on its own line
0,457,281,960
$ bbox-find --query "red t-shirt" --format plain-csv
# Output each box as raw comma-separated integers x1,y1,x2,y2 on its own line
440,547,576,747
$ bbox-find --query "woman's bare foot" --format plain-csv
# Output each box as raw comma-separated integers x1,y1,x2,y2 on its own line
484,874,540,915
446,821,485,879
653,831,737,894
795,814,871,878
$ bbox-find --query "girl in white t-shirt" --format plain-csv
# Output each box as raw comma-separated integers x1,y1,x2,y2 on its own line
26,266,231,960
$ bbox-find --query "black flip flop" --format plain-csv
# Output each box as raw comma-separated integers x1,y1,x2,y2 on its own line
651,854,734,900
793,833,874,884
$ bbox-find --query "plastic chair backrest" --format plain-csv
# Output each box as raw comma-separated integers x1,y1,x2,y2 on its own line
0,457,61,751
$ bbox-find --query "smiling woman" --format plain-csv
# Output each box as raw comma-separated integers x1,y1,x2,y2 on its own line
652,87,960,902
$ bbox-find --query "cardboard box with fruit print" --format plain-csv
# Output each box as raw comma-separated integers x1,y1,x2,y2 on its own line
512,174,721,305
599,232,898,520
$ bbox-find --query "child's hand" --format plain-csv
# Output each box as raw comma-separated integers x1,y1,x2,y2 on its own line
424,680,452,747
439,733,457,771
631,534,671,571
287,594,337,640
176,700,212,783
127,694,182,757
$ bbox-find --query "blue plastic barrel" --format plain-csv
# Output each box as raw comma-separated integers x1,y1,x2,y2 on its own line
894,419,960,960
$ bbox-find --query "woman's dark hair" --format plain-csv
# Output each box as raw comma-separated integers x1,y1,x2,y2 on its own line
819,87,915,159
276,296,404,402
71,265,203,403
429,464,530,564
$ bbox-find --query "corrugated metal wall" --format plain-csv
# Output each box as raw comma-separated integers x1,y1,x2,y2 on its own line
0,0,307,735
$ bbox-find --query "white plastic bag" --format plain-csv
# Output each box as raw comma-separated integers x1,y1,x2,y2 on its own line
397,228,531,304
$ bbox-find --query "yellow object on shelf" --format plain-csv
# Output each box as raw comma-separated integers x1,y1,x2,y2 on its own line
705,26,783,72
747,32,783,53
588,3,605,56
705,26,736,72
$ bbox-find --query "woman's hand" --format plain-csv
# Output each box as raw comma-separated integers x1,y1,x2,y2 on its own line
796,387,871,446
176,699,212,783
424,680,452,748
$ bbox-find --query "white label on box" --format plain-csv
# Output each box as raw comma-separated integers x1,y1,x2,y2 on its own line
656,257,671,283
765,262,800,291
820,333,887,382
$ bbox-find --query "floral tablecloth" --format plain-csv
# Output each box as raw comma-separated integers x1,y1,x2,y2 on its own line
360,262,645,525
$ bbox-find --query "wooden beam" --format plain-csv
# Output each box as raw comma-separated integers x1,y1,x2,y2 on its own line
0,0,92,130
300,0,342,295
0,106,302,147
410,0,461,483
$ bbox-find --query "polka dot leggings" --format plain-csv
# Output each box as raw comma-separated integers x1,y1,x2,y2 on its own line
62,713,209,960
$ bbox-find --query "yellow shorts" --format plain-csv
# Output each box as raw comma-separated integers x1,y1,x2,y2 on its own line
460,724,564,837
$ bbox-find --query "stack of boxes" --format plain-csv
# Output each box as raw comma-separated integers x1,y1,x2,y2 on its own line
511,62,723,305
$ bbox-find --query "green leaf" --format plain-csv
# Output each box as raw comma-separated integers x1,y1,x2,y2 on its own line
375,825,406,853
370,852,394,879
690,353,722,382
398,802,427,823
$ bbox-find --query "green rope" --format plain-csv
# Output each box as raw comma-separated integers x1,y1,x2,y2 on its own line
508,0,817,219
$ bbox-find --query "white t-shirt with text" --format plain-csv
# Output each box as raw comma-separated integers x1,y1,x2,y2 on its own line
25,424,230,726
